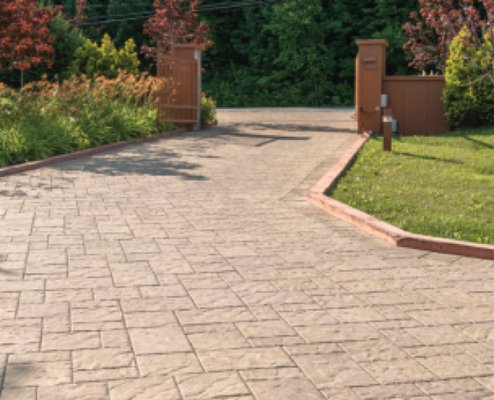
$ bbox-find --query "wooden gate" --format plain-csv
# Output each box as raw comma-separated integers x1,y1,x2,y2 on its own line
157,45,202,130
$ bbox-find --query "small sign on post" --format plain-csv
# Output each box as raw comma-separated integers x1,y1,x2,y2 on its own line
382,108,393,152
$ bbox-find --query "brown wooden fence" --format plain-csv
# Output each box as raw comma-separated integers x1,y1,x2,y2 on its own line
382,76,449,136
355,40,450,136
157,44,202,130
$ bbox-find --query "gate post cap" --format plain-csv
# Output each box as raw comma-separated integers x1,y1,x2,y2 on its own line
356,39,389,47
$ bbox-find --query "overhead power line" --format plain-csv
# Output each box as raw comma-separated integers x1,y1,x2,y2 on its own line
80,0,277,26
84,2,150,9
82,11,154,23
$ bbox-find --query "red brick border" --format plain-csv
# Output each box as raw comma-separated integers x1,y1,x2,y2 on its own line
0,128,185,178
307,132,494,260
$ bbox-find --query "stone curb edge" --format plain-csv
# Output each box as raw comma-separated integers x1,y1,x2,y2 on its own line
307,132,494,260
0,128,186,178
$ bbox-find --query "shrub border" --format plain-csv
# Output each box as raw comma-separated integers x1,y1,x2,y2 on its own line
0,128,185,178
307,132,494,260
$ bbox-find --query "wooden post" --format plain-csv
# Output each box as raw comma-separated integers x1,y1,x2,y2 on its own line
382,108,393,152
355,39,388,134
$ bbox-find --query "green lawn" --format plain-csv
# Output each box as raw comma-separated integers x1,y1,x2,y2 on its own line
329,128,494,245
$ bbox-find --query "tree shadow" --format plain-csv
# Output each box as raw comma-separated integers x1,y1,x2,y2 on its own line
203,122,356,137
234,122,356,134
52,146,208,180
463,135,494,150
0,267,18,276
199,125,310,140
29,113,356,178
446,127,494,137
0,254,21,277
158,125,309,152
0,190,28,198
394,151,463,165
211,128,311,148
0,362,34,394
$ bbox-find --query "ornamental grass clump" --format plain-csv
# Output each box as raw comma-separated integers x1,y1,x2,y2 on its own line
0,73,173,167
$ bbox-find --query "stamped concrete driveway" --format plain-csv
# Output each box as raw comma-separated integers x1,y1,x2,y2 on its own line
0,108,494,399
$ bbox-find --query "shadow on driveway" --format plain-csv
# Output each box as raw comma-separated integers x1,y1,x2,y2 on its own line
47,117,354,179
52,147,208,181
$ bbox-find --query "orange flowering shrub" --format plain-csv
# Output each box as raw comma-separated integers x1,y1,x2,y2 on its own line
18,72,165,109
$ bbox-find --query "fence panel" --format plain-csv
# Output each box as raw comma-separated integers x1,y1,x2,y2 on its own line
382,76,450,136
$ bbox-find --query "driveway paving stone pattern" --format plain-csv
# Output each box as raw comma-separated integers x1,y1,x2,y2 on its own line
0,108,493,399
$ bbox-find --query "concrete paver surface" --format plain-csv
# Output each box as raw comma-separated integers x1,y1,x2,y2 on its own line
0,108,493,399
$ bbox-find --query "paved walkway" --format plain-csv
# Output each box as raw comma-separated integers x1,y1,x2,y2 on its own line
0,109,493,399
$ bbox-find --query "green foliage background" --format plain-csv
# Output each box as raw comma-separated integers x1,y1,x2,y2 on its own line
202,0,417,106
4,0,418,106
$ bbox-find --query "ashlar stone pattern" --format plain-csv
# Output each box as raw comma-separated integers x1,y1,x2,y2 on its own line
0,109,493,399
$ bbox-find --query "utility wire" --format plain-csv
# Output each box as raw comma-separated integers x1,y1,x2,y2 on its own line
80,0,277,26
84,2,150,8
83,0,272,9
83,0,273,16
83,0,267,13
83,11,154,23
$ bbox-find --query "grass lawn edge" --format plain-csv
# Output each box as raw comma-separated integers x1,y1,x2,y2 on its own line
307,132,494,261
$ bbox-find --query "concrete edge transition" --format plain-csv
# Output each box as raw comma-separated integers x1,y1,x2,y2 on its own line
307,132,494,260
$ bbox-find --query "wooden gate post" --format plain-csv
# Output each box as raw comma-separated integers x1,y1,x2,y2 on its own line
382,108,393,152
157,44,204,131
355,39,388,134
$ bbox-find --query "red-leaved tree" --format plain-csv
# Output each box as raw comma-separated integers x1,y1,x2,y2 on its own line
0,0,56,86
404,0,494,72
142,0,211,62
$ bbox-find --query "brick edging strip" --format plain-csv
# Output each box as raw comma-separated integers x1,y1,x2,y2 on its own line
0,128,185,178
307,132,494,260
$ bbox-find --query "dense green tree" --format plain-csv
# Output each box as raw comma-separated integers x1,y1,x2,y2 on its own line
369,0,418,74
443,27,494,127
264,0,334,105
70,33,140,77
45,14,85,79
319,0,416,100
106,0,153,48
201,5,275,106
202,0,417,106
